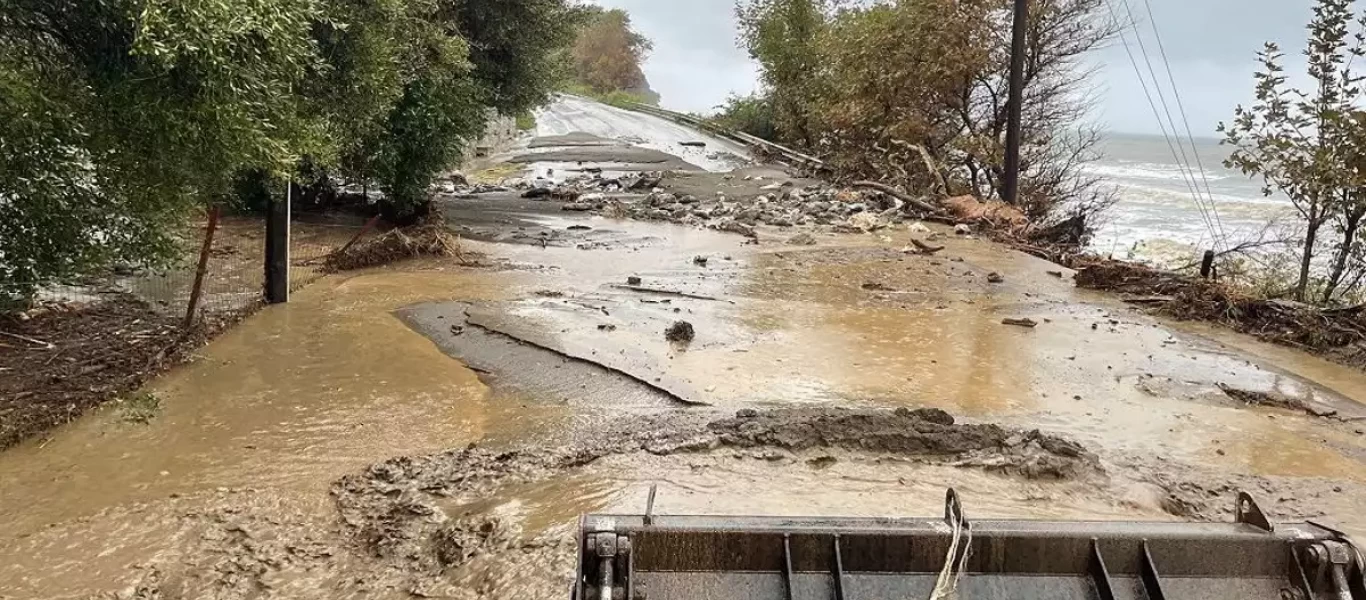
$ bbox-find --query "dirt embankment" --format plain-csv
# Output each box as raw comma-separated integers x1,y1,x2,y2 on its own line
1074,260,1366,370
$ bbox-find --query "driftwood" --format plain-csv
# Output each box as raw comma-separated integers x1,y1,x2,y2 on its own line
907,239,946,255
852,181,943,214
610,284,729,303
1002,318,1039,328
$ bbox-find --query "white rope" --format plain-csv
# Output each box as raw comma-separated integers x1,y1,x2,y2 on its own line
927,515,973,600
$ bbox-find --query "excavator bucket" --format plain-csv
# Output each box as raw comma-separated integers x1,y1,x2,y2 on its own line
574,489,1365,600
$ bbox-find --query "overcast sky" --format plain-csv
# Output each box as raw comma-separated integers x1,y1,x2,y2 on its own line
588,0,1320,136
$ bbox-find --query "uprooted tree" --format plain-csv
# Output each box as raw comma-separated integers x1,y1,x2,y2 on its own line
731,0,1119,240
1220,0,1366,304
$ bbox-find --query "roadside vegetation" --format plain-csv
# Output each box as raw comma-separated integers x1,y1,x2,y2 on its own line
558,6,660,108
0,0,581,305
726,0,1117,238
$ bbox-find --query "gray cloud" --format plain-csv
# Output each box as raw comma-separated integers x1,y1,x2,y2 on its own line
590,0,1323,133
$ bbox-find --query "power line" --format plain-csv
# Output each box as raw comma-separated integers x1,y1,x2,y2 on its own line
1115,0,1225,252
1106,0,1224,251
1137,0,1230,251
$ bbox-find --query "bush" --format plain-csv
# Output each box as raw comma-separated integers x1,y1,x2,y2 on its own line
711,93,778,141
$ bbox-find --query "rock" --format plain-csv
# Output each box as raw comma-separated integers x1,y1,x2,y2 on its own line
802,201,831,215
954,224,973,235
627,276,642,286
522,187,552,199
908,221,932,234
562,202,594,212
693,256,709,266
712,219,757,238
760,183,784,191
1047,270,1064,278
1002,318,1038,328
678,194,699,205
736,208,761,225
597,324,617,332
787,232,818,246
736,409,759,419
665,321,696,343
680,141,707,148
987,272,1005,284
861,282,895,292
578,192,606,203
845,211,885,232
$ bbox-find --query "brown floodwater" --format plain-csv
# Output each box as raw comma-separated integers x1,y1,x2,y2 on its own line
5,211,1366,599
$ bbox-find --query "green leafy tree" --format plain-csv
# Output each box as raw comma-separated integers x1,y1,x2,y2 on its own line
571,8,653,93
736,0,827,146
0,0,328,300
1222,0,1366,302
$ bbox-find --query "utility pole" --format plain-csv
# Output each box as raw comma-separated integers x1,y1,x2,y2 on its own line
1003,0,1029,205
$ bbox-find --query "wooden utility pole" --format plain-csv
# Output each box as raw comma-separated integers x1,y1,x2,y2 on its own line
1003,0,1029,205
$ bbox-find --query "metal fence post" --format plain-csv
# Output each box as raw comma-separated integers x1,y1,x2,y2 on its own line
184,205,221,328
265,180,291,304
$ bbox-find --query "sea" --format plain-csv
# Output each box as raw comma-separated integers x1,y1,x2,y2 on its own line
1084,132,1295,265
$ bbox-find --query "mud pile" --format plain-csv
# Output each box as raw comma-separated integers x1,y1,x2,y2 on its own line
331,408,1100,580
94,409,1103,599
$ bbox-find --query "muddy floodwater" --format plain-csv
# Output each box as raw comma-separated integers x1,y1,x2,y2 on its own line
6,106,1366,599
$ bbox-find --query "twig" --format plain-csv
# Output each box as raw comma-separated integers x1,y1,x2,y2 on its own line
0,330,55,350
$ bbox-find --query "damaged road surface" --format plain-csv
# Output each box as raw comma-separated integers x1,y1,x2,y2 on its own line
5,96,1366,600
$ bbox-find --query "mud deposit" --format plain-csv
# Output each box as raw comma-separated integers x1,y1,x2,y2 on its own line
66,409,1096,599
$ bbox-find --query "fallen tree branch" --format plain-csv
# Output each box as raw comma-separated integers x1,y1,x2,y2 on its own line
609,284,730,303
852,181,943,214
907,239,946,255
0,330,55,350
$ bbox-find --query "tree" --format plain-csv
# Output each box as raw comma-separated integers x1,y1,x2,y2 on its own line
571,8,653,93
1221,0,1366,302
735,0,1117,233
0,0,582,300
736,0,827,146
0,0,328,300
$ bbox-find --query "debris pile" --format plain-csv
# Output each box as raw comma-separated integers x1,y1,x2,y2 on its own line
326,214,470,271
610,184,921,235
1076,259,1366,369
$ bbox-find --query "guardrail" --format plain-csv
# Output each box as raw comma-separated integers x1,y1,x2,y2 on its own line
623,102,827,172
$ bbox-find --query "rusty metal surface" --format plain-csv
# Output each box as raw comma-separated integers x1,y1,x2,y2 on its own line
573,490,1366,600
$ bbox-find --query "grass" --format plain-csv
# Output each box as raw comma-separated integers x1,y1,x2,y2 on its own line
515,112,536,131
117,392,162,425
559,82,657,110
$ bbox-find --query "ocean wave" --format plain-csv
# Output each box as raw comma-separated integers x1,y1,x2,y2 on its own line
1084,162,1229,183
1110,180,1291,209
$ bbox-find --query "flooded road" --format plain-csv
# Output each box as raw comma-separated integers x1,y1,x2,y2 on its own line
5,99,1366,599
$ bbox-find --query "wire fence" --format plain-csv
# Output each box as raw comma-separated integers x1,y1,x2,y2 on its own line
2,210,370,327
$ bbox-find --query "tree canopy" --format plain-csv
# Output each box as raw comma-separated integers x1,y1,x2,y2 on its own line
0,0,579,299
